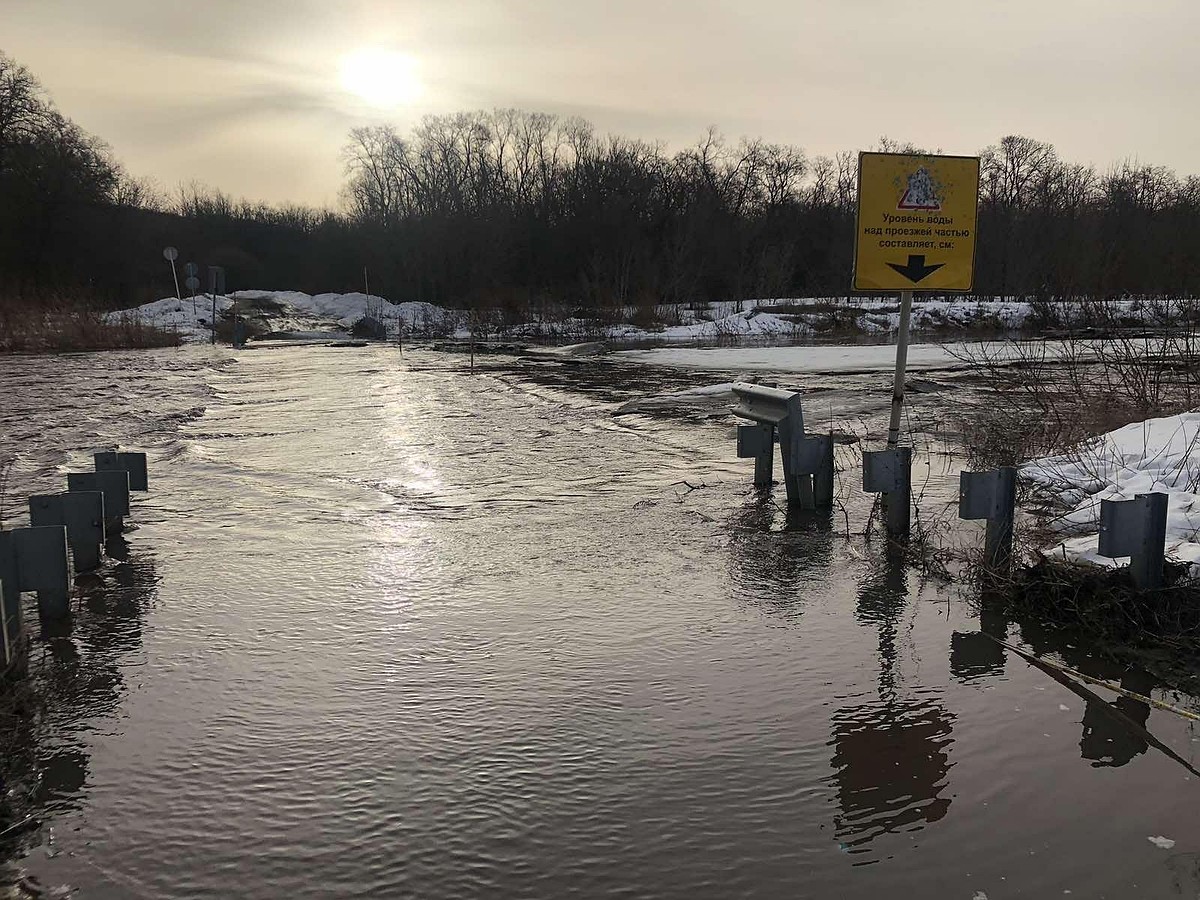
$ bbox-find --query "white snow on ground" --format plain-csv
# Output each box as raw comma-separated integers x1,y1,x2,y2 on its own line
106,290,461,342
106,294,236,341
235,290,455,332
498,308,811,342
659,310,811,340
678,296,1183,335
613,342,973,373
107,291,1192,345
1022,411,1200,572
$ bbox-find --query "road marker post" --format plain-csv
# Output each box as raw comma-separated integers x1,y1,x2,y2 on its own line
29,492,106,572
0,526,73,620
959,467,1018,569
68,471,130,537
863,448,913,536
1097,493,1169,590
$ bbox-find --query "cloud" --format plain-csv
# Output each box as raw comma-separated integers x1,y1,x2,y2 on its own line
2,0,1197,204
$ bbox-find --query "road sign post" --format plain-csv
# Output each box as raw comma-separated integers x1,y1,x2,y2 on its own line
208,266,226,345
163,246,180,300
853,153,980,449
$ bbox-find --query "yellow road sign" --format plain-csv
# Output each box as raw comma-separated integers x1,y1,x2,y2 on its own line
853,152,980,292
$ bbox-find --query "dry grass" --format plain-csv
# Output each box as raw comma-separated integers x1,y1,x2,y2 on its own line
972,556,1200,692
0,302,181,353
948,325,1200,469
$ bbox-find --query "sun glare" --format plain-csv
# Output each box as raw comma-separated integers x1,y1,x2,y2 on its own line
339,49,423,108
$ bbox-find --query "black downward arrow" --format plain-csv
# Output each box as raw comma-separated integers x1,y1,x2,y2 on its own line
887,254,944,284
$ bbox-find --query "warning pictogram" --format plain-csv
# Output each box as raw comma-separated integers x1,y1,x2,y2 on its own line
897,167,941,210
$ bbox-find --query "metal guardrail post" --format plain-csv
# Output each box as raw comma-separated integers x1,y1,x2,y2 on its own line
795,434,836,508
958,467,1018,569
94,451,149,492
731,383,835,509
863,447,912,536
30,492,106,572
1097,492,1169,590
68,470,130,536
778,417,815,509
736,424,775,488
0,526,73,620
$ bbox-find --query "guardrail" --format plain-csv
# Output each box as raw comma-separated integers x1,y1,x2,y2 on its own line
1098,492,1169,589
731,383,834,510
956,467,1172,587
863,448,912,536
959,467,1017,568
725,399,1175,589
1,451,148,673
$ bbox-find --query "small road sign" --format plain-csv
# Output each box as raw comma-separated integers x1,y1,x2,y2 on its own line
163,246,178,262
185,276,200,292
853,152,980,292
208,266,226,295
184,262,198,277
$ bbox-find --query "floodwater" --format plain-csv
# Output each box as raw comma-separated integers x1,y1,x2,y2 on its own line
0,344,1197,899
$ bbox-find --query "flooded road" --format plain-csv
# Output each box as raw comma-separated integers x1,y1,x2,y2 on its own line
1,345,1198,898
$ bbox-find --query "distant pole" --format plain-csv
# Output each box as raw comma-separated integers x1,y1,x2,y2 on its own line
363,266,370,297
163,246,181,300
886,289,913,449
211,291,216,345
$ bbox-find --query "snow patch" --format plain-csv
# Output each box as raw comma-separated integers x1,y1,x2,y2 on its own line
613,342,975,373
105,290,461,342
1022,411,1200,573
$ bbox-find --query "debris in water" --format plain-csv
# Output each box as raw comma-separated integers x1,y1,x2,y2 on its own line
1148,835,1176,849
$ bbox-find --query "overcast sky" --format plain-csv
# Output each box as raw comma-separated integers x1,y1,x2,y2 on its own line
5,0,1197,207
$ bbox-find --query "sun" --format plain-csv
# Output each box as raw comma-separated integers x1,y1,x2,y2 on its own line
339,49,423,108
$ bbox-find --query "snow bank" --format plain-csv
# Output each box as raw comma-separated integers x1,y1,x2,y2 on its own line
1022,411,1200,572
106,290,461,342
108,291,1189,347
106,294,235,341
853,299,1036,334
613,342,971,373
658,310,811,340
752,296,1185,335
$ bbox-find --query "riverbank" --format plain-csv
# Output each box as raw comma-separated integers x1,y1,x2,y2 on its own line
95,291,1200,348
0,305,180,353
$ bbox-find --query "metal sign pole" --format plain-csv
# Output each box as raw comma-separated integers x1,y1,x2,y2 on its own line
886,289,913,449
163,246,181,299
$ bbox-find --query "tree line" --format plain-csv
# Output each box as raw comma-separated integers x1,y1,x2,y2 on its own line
2,50,1198,312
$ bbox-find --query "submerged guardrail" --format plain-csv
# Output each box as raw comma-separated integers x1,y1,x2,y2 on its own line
1,451,148,673
731,383,834,510
727,385,1172,587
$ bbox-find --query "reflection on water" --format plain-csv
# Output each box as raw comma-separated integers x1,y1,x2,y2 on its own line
949,609,1009,682
726,498,836,619
831,545,955,856
1080,687,1151,768
1,545,158,883
1018,619,1160,771
830,699,954,855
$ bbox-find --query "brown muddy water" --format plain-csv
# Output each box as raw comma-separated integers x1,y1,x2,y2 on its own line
0,345,1197,899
